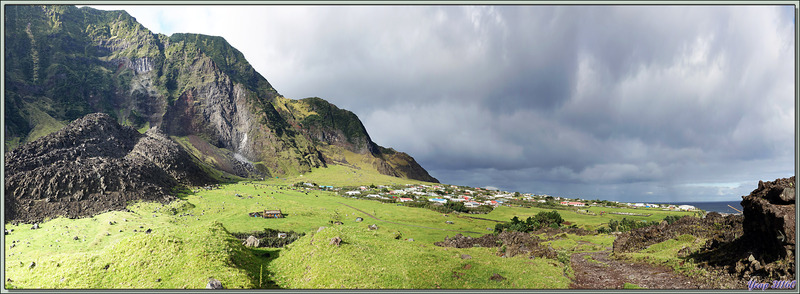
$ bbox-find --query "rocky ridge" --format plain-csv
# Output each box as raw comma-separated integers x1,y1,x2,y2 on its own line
4,5,437,183
4,113,215,224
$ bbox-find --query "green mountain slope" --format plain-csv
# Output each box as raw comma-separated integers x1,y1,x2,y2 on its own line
4,5,437,183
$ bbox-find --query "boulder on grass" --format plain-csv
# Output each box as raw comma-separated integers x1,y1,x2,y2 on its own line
206,278,223,289
243,235,260,247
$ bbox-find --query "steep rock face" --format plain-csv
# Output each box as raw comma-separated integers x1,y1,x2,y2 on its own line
4,5,436,183
4,113,215,224
296,98,438,183
298,97,378,155
377,148,439,183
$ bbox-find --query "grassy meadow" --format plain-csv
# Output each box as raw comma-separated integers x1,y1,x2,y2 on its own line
486,205,697,231
4,164,696,289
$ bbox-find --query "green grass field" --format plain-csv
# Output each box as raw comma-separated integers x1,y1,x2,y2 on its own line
269,225,570,289
486,205,696,231
4,170,695,289
4,204,262,289
614,234,710,279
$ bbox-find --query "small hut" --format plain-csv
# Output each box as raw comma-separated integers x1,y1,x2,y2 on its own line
249,209,284,218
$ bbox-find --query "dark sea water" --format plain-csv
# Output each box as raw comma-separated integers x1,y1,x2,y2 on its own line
654,201,744,214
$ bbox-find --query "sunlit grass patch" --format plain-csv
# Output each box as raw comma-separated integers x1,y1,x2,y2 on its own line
616,234,709,278
5,221,257,289
294,163,431,187
268,225,570,289
541,233,613,253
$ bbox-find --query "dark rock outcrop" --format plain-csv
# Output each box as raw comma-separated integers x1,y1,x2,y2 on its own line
435,232,557,259
613,213,743,254
634,177,797,282
741,177,795,258
736,176,796,280
4,113,215,224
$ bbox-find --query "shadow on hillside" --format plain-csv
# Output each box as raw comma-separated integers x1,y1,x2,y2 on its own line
230,229,309,288
172,186,196,200
239,247,283,289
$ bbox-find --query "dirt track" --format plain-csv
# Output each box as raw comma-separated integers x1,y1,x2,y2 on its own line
569,250,714,289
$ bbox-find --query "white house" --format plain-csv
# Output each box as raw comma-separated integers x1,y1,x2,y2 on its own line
429,198,448,204
345,191,361,196
678,205,697,211
465,201,481,208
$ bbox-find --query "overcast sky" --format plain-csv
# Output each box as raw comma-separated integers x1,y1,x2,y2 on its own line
89,5,796,203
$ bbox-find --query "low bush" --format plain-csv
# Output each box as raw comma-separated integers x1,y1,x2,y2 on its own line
494,211,564,233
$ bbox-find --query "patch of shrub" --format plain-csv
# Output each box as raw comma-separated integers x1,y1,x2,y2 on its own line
663,215,682,225
494,211,564,233
596,218,661,233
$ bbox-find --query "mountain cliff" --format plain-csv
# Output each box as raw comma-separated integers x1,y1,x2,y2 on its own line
4,5,438,183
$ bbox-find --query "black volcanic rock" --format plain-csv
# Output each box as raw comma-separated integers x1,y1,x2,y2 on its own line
612,213,743,254
651,177,797,282
4,113,215,224
738,176,795,278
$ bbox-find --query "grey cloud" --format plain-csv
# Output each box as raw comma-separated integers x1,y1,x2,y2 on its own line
109,5,794,202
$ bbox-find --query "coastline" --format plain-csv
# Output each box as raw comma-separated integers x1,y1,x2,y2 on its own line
651,200,744,214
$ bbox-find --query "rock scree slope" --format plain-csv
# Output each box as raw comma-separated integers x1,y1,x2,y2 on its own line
4,113,215,224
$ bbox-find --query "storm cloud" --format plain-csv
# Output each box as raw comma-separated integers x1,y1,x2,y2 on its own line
92,5,795,202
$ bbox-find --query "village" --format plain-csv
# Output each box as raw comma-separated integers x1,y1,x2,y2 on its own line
292,182,699,213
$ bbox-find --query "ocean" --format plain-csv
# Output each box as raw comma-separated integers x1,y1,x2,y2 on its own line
654,201,744,214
